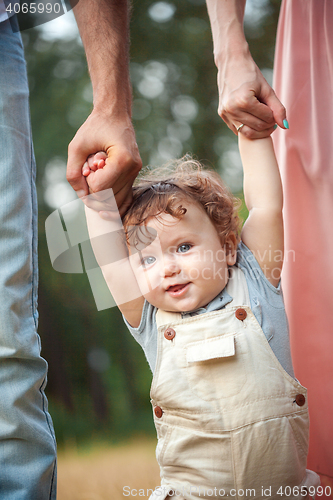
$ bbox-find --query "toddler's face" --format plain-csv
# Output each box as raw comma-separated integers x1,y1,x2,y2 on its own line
128,201,237,313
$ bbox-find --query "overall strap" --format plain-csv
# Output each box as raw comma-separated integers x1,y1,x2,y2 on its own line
225,266,251,308
156,309,182,329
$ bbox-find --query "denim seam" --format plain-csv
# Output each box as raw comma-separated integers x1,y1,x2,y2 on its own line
30,131,39,330
39,377,57,498
48,458,57,499
39,378,57,446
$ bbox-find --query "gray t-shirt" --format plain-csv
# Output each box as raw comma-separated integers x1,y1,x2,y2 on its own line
124,242,295,378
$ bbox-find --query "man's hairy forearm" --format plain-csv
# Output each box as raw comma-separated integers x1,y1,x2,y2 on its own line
73,0,132,115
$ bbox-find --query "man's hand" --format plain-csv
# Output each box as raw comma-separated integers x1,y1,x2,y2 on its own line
217,58,287,138
67,108,142,215
66,0,141,214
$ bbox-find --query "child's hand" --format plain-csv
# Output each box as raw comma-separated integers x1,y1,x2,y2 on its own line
82,152,107,177
82,151,125,218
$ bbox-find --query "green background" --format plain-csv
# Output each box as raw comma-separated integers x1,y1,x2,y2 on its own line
19,0,280,446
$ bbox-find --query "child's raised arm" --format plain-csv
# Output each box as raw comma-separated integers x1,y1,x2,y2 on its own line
239,134,284,287
85,201,145,328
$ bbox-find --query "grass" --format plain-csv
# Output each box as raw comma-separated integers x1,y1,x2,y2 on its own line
57,438,161,500
57,438,333,500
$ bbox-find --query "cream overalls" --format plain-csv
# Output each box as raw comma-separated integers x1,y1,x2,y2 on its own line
149,267,320,500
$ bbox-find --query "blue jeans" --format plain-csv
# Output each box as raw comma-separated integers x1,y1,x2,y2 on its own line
0,18,57,499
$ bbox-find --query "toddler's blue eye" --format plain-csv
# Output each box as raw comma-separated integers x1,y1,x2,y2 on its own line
142,256,156,266
177,244,191,253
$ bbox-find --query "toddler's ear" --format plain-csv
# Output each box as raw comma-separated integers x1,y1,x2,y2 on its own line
224,233,237,266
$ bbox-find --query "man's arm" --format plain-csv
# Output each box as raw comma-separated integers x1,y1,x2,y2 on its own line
67,0,142,214
205,0,286,138
239,134,284,286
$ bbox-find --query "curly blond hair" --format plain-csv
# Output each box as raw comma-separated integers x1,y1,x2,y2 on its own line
122,155,241,244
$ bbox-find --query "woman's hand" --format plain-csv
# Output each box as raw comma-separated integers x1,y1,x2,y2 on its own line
217,57,287,138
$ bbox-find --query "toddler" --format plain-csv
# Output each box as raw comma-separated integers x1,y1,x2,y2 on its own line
84,133,320,499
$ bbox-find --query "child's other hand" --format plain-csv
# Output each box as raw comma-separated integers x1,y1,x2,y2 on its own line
82,152,107,177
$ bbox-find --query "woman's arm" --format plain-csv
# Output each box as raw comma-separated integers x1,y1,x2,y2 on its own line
205,0,286,137
239,134,284,286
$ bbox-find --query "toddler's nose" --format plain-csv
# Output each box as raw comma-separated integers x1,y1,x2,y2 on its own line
163,257,181,277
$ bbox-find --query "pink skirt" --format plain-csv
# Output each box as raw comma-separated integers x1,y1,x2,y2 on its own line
273,0,333,482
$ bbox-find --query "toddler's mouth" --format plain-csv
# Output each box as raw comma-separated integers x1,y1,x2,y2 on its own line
166,283,190,296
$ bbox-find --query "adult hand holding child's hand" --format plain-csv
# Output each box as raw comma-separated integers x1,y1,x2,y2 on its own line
67,109,141,215
81,149,125,219
218,60,286,138
205,0,287,138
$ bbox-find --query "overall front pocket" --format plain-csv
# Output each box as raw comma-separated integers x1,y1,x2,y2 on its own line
185,333,247,401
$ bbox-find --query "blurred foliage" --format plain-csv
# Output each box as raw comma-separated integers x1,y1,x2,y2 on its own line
20,0,280,446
